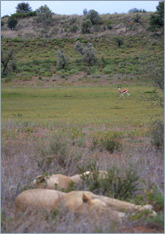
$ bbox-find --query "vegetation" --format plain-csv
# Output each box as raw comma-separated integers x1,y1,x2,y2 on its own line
150,120,164,152
81,19,92,33
86,9,102,25
129,8,146,13
16,2,32,13
36,4,53,26
56,50,69,69
1,50,17,75
149,1,164,31
7,16,17,30
11,11,37,19
79,160,139,200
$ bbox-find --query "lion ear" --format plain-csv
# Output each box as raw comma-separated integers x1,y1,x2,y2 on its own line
82,193,91,203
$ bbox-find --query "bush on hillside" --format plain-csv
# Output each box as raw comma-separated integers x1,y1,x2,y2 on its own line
83,8,88,15
81,19,92,33
134,14,141,23
74,42,84,55
149,1,164,31
86,9,102,25
36,5,53,26
16,2,32,13
83,43,98,66
11,11,37,19
56,50,69,70
129,8,146,13
70,25,78,33
1,49,17,76
7,16,18,30
114,36,124,47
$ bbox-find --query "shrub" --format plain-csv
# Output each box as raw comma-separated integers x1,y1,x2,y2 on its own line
81,19,92,33
1,21,4,27
35,133,70,171
134,14,141,23
7,16,18,30
114,36,124,47
11,11,37,19
70,25,78,33
150,120,164,151
69,17,77,24
1,49,17,75
83,43,98,66
92,134,122,153
79,160,139,200
16,2,32,13
83,8,88,15
74,42,84,55
56,50,69,70
86,9,102,25
149,2,164,31
36,5,53,26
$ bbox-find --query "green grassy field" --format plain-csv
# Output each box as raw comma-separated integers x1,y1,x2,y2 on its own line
2,86,162,130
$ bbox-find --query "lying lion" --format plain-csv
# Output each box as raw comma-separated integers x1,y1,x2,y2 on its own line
31,170,108,190
15,189,156,221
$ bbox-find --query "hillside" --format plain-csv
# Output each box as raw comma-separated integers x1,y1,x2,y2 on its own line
1,12,164,87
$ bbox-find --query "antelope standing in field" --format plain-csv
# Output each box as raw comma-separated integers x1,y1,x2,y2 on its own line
118,86,130,98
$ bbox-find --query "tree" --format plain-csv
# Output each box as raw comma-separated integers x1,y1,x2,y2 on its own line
81,19,92,34
129,8,146,13
7,16,17,30
56,50,69,69
1,50,17,75
36,5,52,26
86,10,102,25
16,2,32,13
83,43,98,66
114,36,124,47
83,8,88,15
149,1,164,31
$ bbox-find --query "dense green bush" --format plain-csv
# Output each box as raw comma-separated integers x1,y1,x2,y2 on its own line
81,19,92,33
114,36,124,47
16,2,32,13
7,16,18,30
149,2,164,31
11,11,37,19
79,160,139,200
86,9,102,25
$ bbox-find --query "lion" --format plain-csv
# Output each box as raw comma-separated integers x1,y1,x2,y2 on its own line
32,170,109,190
32,174,74,190
15,189,156,220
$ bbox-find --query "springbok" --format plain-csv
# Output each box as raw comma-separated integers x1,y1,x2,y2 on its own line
118,86,130,98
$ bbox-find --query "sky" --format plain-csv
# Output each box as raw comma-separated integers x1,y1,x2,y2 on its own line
1,1,159,17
